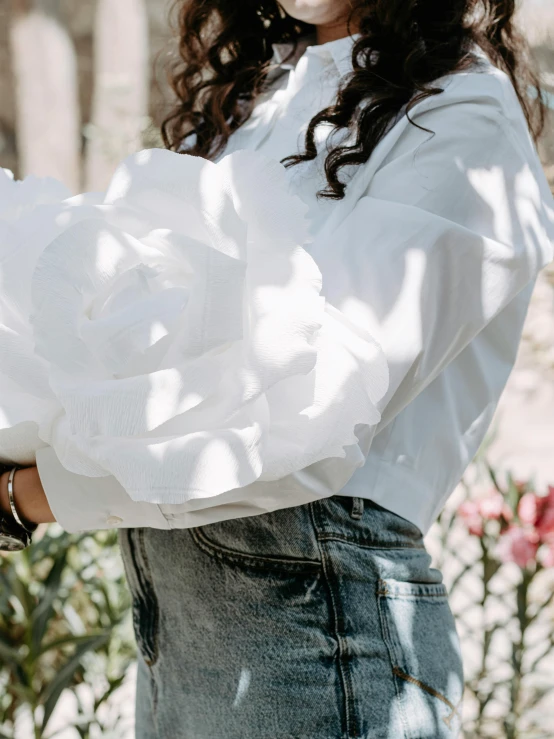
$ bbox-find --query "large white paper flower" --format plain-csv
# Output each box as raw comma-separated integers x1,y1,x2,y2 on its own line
0,168,76,465
1,148,389,505
0,168,71,222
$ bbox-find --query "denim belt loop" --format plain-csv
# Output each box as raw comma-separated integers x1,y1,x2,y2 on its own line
350,497,364,520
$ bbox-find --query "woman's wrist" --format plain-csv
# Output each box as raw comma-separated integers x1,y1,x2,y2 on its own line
0,466,55,525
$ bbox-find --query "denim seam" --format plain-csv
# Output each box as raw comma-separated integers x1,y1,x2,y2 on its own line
377,583,411,739
188,525,322,573
309,502,361,739
136,529,161,669
378,578,448,599
385,593,448,600
124,529,161,669
316,534,426,551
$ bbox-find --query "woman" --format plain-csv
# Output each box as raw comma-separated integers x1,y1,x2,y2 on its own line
1,0,553,736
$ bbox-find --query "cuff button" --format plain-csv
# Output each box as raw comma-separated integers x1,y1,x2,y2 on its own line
106,515,123,527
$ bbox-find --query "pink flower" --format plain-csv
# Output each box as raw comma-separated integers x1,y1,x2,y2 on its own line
530,486,554,542
537,508,554,542
496,526,539,568
458,500,484,537
479,491,511,521
515,485,554,543
518,493,544,526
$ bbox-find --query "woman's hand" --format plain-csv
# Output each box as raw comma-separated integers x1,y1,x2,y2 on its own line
0,466,56,525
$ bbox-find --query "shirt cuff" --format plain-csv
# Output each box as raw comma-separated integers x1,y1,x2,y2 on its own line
35,446,171,533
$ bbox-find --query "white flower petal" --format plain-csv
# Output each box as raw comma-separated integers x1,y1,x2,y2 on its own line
81,286,190,377
0,172,75,462
259,303,389,480
47,349,231,437
51,399,270,502
0,421,48,467
0,168,71,221
105,149,248,260
31,218,164,373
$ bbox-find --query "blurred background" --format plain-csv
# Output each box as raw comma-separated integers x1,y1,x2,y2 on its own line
0,1,553,737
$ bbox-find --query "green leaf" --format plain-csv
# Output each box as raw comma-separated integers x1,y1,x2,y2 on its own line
93,673,127,712
40,632,110,733
89,578,115,622
5,570,33,619
9,682,36,703
0,636,24,667
506,471,522,513
0,569,13,594
31,549,68,655
29,529,71,566
38,631,111,657
485,461,503,495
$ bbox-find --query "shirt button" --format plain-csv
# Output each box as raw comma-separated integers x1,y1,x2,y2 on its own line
106,515,123,527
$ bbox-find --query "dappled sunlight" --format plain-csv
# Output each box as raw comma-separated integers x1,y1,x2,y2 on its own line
1,0,553,737
232,667,252,709
466,164,515,248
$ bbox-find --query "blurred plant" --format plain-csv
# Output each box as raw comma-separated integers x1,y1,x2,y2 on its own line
458,478,554,569
436,457,554,739
0,525,135,739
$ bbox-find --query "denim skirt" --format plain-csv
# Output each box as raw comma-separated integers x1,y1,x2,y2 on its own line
118,496,464,739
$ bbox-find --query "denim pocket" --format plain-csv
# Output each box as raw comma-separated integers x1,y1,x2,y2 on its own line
377,578,464,738
119,528,160,667
188,503,322,574
189,524,321,574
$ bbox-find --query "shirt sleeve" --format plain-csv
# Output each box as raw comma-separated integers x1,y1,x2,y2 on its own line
36,446,171,532
309,74,554,436
36,72,554,533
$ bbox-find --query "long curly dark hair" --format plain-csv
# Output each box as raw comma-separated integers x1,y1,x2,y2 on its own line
162,0,546,200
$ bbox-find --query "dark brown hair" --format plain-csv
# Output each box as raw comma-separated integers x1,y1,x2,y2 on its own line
162,0,546,200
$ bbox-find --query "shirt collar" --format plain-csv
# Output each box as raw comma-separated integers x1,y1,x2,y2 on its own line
270,32,361,80
270,35,495,84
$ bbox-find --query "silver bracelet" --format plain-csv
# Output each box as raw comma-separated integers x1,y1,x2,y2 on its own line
7,466,36,534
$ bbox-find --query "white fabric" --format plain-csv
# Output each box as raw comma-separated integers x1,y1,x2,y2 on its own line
2,148,388,501
31,32,554,534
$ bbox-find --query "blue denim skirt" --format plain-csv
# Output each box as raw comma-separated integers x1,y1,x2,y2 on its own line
119,496,464,738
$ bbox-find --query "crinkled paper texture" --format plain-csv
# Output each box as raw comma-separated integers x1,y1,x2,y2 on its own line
0,149,389,504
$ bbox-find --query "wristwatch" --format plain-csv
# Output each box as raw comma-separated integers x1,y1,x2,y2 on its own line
0,465,37,552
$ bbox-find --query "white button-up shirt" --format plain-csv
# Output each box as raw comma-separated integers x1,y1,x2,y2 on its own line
35,32,554,535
